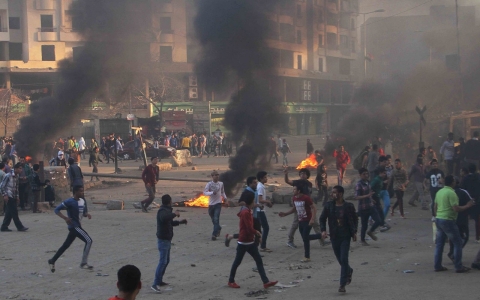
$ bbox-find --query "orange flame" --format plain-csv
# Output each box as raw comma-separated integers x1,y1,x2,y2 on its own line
185,195,210,207
25,156,32,163
296,154,318,170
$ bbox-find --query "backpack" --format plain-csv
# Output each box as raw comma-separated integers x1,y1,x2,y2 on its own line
281,144,289,153
353,151,367,170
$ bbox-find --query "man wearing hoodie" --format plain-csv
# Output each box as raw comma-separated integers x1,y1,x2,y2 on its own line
227,191,277,289
151,194,187,293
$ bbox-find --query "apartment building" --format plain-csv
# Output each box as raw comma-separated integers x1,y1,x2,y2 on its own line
0,0,358,137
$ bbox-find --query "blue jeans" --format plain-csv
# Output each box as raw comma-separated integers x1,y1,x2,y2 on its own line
208,203,222,237
229,243,269,284
299,221,312,258
332,238,352,286
258,211,269,249
282,153,288,166
434,219,464,271
379,190,390,220
153,239,171,286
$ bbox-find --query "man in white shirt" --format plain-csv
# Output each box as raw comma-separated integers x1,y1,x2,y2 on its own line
277,134,283,153
256,171,273,252
440,132,455,175
204,171,227,240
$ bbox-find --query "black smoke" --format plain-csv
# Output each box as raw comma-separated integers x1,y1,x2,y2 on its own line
194,0,284,195
14,0,151,157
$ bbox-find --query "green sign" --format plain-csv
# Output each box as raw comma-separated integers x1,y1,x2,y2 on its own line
11,103,26,113
279,103,326,114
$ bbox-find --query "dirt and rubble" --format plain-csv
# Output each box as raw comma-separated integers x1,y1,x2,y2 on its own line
1,135,479,300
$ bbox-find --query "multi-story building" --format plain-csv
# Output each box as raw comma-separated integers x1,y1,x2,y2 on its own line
0,0,358,137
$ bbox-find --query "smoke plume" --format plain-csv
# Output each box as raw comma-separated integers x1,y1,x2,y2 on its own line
194,0,284,195
14,0,151,157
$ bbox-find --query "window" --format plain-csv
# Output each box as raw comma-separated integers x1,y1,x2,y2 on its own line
266,20,279,40
351,38,356,53
297,55,302,70
40,15,54,32
42,45,55,61
340,35,348,49
72,46,83,61
327,32,337,49
340,15,350,29
318,9,323,23
160,17,172,32
296,4,302,18
318,58,324,72
280,23,295,43
318,34,323,47
9,43,22,60
9,17,20,30
301,80,311,101
71,16,81,31
351,19,355,30
296,30,302,44
339,58,350,75
327,12,337,26
159,46,173,62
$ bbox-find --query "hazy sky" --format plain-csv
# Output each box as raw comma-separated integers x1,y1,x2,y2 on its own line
359,0,480,24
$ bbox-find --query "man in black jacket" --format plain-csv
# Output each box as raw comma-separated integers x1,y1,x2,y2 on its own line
151,194,187,293
320,185,358,293
465,131,480,169
461,164,480,242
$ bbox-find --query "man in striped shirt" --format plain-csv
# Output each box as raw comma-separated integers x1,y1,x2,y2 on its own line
0,163,28,232
48,185,93,272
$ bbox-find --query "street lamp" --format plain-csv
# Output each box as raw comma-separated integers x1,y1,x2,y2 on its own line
359,9,385,80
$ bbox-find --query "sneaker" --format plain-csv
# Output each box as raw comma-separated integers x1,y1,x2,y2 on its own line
225,234,232,247
151,285,162,293
380,225,391,232
367,231,378,241
260,248,272,253
263,281,278,289
456,266,471,273
286,242,297,249
18,227,28,232
471,262,480,270
48,259,55,273
300,257,311,263
228,282,240,288
361,241,370,246
141,203,148,213
80,263,93,270
338,285,346,293
211,236,217,241
1,228,12,232
159,282,169,286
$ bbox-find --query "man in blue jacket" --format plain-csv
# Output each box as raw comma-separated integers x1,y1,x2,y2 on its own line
48,186,92,273
151,194,187,293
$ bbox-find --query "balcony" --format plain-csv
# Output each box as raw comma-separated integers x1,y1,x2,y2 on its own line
36,0,55,10
0,27,9,41
38,28,57,41
160,31,174,43
60,29,81,42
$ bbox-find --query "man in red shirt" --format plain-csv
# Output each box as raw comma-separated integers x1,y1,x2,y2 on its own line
108,264,142,300
279,185,318,262
228,191,278,289
333,145,351,185
140,157,159,213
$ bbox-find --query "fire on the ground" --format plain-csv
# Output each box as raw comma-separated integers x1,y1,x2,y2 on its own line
184,194,210,207
296,154,318,170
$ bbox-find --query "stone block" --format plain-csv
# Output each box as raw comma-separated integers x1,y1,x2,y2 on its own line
36,202,51,211
106,200,124,210
169,150,192,167
158,162,172,171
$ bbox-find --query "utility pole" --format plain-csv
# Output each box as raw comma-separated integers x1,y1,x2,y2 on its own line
455,0,464,105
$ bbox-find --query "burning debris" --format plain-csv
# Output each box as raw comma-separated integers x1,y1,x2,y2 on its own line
296,154,318,170
184,195,210,208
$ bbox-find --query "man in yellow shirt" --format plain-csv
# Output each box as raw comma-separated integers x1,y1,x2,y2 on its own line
433,175,473,273
181,136,191,153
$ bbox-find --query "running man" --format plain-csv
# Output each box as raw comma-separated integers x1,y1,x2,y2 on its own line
204,170,227,240
140,157,159,213
333,145,351,185
256,171,272,252
48,186,93,272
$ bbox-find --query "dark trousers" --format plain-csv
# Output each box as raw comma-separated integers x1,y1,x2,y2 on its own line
448,222,469,257
299,221,312,258
91,162,99,181
392,190,405,216
258,211,269,249
269,151,278,164
18,182,29,209
317,185,328,205
51,226,92,265
332,238,352,286
359,207,383,241
1,198,24,230
228,243,269,284
105,149,111,163
445,159,454,176
32,191,40,213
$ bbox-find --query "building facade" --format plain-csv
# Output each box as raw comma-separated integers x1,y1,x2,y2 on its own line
0,0,358,137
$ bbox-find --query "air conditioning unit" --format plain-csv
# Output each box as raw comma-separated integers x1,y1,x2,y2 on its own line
189,75,197,86
189,87,198,99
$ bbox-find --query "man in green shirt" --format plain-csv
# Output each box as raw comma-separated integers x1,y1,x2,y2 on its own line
433,175,473,273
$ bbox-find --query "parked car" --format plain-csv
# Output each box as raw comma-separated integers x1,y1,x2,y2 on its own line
117,139,176,160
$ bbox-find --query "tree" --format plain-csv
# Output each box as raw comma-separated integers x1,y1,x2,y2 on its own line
0,89,26,136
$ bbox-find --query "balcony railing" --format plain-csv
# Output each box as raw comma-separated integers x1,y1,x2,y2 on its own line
39,27,56,32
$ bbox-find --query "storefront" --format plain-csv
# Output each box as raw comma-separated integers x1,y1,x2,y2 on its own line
280,103,327,136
